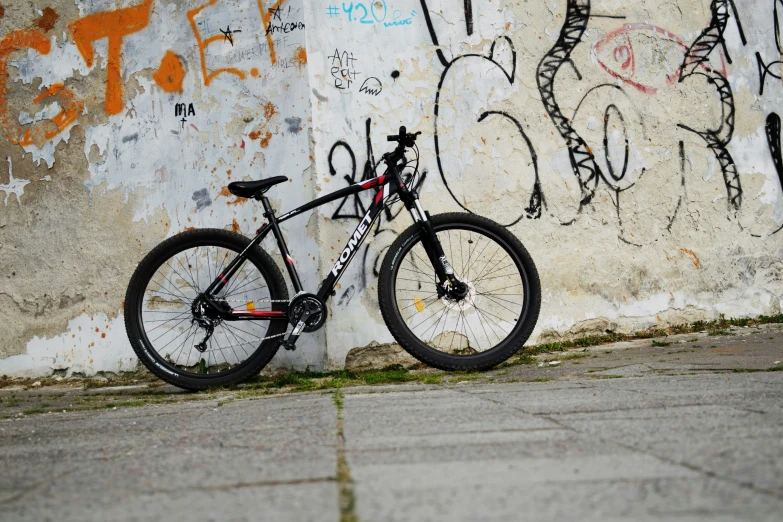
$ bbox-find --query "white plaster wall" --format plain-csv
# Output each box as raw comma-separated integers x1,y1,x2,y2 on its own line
1,0,782,377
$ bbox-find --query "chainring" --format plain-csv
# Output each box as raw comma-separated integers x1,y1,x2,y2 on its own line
288,293,327,332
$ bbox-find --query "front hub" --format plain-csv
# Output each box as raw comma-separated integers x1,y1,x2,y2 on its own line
441,279,476,312
448,281,470,301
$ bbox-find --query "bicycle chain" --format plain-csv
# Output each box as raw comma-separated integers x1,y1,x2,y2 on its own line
220,299,290,304
218,298,289,342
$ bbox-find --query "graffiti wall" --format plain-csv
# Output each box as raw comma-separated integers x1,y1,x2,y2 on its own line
1,0,782,376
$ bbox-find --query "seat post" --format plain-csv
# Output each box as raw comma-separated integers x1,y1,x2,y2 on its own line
259,194,275,217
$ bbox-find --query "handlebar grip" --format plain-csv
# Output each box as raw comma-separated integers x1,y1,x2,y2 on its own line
399,126,406,136
387,135,398,142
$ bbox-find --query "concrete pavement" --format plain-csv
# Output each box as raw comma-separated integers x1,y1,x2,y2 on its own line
2,326,783,521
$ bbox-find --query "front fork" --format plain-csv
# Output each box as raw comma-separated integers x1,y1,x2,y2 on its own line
406,195,458,290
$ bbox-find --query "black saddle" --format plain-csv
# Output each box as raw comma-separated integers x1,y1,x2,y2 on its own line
227,176,288,198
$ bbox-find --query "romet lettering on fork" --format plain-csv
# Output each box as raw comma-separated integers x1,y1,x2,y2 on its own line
125,125,541,390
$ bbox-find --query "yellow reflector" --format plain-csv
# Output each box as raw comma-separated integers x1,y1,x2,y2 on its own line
414,297,424,313
246,301,255,312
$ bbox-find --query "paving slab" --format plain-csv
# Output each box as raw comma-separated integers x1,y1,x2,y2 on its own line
0,394,338,522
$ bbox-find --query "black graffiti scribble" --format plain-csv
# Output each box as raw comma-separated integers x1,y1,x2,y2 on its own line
337,285,355,307
603,105,629,183
269,6,284,22
715,0,747,64
219,26,241,46
328,140,360,219
728,0,747,46
766,113,783,236
328,49,360,90
677,0,741,211
419,0,448,67
175,102,195,129
756,52,783,96
174,103,195,117
536,0,599,220
464,0,473,35
329,118,425,223
430,40,521,217
748,113,783,237
328,118,381,222
756,51,783,96
420,0,544,226
359,77,382,96
571,83,634,190
767,113,783,185
477,111,543,222
775,0,783,53
666,141,686,232
752,0,781,95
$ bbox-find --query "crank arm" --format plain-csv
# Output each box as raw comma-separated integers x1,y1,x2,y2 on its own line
281,309,312,351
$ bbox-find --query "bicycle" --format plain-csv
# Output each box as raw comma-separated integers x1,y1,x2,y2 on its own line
124,127,541,390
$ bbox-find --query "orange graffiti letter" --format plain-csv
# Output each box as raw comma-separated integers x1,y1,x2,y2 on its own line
69,0,152,115
187,0,247,86
153,51,185,93
0,31,83,146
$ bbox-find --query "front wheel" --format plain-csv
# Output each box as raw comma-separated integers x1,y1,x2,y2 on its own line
378,213,541,371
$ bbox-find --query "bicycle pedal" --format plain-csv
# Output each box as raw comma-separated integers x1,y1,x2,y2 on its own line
281,340,297,351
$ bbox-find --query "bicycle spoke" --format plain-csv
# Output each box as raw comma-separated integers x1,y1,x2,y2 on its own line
176,253,201,293
472,246,502,282
217,324,243,366
223,264,253,296
478,293,521,316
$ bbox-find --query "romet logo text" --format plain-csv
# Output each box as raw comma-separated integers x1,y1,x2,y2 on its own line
331,213,373,276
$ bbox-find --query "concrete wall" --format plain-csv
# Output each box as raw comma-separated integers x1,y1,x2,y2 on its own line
1,0,782,377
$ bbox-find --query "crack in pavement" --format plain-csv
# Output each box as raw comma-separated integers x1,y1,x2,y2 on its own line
335,389,358,522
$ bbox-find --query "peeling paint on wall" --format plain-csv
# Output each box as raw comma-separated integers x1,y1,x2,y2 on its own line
0,156,29,204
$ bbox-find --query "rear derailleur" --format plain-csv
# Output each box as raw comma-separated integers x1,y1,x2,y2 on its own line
191,294,231,352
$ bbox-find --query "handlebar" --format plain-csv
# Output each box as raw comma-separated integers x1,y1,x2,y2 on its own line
387,126,421,144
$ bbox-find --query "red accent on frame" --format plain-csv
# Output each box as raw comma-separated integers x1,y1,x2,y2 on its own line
361,175,386,189
219,273,227,284
231,310,285,318
286,255,295,266
374,189,383,204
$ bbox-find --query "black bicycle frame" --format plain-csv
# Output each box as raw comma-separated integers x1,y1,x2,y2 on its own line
199,162,414,320
201,140,456,322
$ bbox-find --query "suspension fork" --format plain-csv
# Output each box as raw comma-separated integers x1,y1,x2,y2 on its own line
392,168,456,286
418,213,457,286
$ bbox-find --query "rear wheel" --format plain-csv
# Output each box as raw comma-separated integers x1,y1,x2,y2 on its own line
124,229,288,390
378,213,541,371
